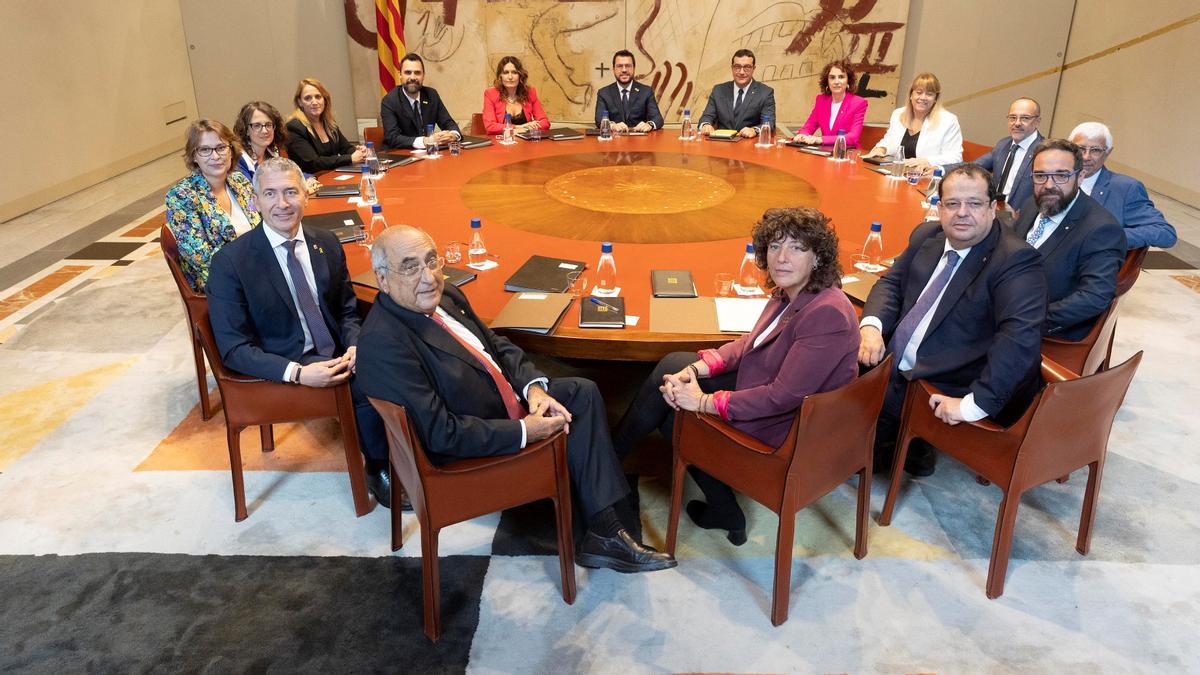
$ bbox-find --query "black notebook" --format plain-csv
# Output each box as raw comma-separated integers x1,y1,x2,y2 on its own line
335,155,422,173
314,184,360,198
303,210,365,242
579,296,626,329
503,255,587,293
651,269,697,298
459,135,493,149
862,155,891,166
518,127,585,141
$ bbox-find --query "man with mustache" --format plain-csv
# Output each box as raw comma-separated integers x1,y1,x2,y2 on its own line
381,52,461,150
1011,139,1126,341
967,98,1043,211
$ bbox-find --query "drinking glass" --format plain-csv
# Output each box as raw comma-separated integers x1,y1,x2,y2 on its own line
714,273,734,297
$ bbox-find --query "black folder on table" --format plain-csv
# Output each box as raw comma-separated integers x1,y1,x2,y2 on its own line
458,135,493,149
584,129,647,136
503,255,587,293
518,127,585,141
862,155,891,166
314,184,360,198
651,269,697,298
303,210,365,242
334,155,422,173
351,265,476,289
789,143,833,157
579,296,626,329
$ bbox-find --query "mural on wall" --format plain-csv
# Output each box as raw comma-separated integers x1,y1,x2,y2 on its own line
347,0,908,127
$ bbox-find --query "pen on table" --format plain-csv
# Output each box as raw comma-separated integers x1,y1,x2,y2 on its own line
589,297,621,312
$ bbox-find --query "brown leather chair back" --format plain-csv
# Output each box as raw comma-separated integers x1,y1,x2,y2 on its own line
470,113,486,136
1116,246,1148,297
1041,297,1122,377
963,140,991,162
367,399,431,520
858,126,885,150
363,125,384,147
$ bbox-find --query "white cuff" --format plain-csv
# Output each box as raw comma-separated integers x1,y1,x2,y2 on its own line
860,316,883,332
283,362,300,383
412,136,425,149
518,419,527,449
522,377,549,401
960,393,988,422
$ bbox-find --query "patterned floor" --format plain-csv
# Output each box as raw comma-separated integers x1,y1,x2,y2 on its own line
2,175,1200,671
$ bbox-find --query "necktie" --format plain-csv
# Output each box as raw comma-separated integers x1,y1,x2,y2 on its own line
412,98,421,126
284,240,336,357
996,142,1019,198
888,250,961,365
620,89,629,123
733,88,745,118
429,312,525,420
1027,215,1053,246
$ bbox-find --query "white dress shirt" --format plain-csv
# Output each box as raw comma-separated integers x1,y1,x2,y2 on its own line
1080,170,1100,195
1027,192,1081,249
404,90,459,149
262,225,319,382
226,187,252,236
1002,133,1040,198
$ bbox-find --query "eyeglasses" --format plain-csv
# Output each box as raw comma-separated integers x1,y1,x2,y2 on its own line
731,64,755,72
1078,146,1108,156
939,199,990,211
1006,114,1039,123
249,122,275,132
386,256,445,278
195,144,231,157
1031,170,1080,185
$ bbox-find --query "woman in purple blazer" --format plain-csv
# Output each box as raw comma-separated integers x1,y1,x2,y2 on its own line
613,208,860,543
792,60,868,148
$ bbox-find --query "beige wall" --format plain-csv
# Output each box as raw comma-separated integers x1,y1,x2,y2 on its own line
0,0,198,222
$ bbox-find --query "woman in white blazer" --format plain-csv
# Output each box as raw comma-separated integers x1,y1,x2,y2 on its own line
864,73,962,174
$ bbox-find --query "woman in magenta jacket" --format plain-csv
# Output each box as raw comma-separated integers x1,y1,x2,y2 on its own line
482,56,550,135
613,208,860,544
792,59,868,147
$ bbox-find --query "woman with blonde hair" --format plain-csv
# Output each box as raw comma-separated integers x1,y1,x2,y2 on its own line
284,78,365,173
864,72,963,174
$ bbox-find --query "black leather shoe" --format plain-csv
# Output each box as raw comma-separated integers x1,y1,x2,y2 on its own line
366,468,413,511
903,440,937,477
686,500,747,546
576,528,677,573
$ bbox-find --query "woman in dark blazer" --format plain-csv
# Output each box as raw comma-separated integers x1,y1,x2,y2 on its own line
284,78,365,173
613,207,860,543
482,56,550,135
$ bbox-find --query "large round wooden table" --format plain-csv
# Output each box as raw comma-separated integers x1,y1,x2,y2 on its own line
318,133,925,361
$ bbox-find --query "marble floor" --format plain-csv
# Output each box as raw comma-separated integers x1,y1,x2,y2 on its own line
1,153,1199,672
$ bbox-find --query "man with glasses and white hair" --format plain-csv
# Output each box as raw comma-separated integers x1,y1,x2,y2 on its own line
354,226,677,574
1011,138,1125,341
206,157,394,507
1069,121,1177,249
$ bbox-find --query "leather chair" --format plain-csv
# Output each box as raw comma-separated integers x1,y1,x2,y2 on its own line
665,356,892,626
160,225,218,420
469,113,486,136
369,398,576,642
879,352,1142,599
363,125,384,148
1040,297,1121,377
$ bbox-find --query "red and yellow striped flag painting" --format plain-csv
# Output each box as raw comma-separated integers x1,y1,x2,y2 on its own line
376,0,405,95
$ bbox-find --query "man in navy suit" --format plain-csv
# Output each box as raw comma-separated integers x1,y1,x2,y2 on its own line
698,49,776,139
968,98,1043,211
1069,122,1177,249
593,50,663,132
206,157,392,505
860,164,1047,476
1011,139,1125,341
381,52,461,150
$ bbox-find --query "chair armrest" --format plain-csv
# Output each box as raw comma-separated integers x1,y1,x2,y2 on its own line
1040,356,1078,384
689,413,779,455
911,379,1006,432
434,430,566,474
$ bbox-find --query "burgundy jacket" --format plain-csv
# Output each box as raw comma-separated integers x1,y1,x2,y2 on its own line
700,286,860,447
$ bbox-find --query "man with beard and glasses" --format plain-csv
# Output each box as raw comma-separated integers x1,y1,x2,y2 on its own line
1011,138,1125,341
381,52,461,151
593,49,663,132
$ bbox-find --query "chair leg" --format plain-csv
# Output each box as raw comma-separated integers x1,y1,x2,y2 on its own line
227,425,248,522
260,425,274,452
879,429,915,526
854,467,870,559
986,489,1022,599
552,444,577,604
191,335,215,421
665,455,687,555
390,466,403,552
337,392,372,517
770,509,797,626
1076,459,1105,556
421,525,442,642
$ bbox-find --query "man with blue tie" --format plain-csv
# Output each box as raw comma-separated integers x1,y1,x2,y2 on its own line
969,98,1043,211
859,164,1047,476
594,50,663,133
1011,139,1126,341
1069,122,1177,250
206,157,393,506
698,49,776,139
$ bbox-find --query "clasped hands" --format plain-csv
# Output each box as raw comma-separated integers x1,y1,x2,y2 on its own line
523,385,573,441
609,121,653,134
858,326,967,425
298,346,357,387
425,130,459,147
660,368,704,412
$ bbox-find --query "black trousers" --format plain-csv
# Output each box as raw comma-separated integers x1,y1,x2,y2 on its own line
298,353,388,463
613,352,741,511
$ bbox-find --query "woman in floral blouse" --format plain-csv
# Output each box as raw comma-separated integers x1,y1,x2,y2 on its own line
164,119,261,291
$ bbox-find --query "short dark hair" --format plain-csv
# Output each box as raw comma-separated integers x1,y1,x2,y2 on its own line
939,164,997,202
612,49,635,68
751,207,842,294
400,52,424,69
1031,138,1083,171
732,49,755,65
818,60,857,95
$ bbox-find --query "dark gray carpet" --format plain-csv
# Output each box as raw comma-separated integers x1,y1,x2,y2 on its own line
0,553,488,673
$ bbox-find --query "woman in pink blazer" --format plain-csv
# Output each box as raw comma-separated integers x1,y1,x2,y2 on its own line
482,56,550,135
793,60,868,147
613,208,860,544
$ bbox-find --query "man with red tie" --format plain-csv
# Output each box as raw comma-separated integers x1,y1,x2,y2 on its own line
355,226,675,574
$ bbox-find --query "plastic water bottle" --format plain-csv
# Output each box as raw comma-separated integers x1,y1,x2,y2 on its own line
594,242,618,296
756,116,773,147
733,242,762,296
363,204,387,248
924,196,941,221
359,165,377,206
599,111,612,141
468,218,487,266
679,108,694,141
502,113,515,144
833,129,848,161
926,166,944,195
857,222,885,273
365,141,381,176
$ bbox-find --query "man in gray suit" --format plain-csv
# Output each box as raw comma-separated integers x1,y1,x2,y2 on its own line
698,49,776,139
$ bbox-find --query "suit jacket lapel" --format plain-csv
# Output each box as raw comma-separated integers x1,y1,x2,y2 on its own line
749,294,812,352
1038,199,1084,258
413,294,492,375
250,226,298,316
925,226,997,337
1093,167,1112,205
